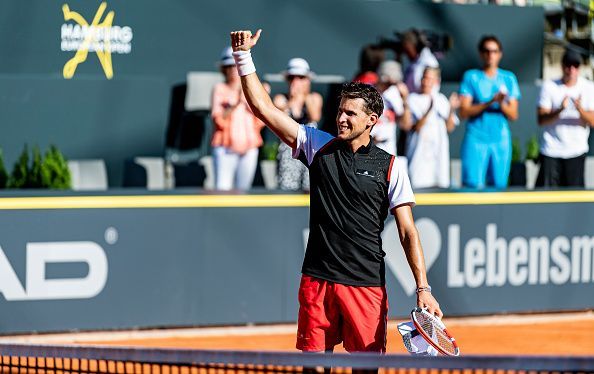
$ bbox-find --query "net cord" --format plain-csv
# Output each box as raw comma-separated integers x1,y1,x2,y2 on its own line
0,344,593,371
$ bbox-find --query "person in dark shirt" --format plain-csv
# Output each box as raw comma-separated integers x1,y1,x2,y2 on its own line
229,29,442,357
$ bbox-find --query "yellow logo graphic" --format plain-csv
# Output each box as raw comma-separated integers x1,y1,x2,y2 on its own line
62,2,115,79
61,2,132,80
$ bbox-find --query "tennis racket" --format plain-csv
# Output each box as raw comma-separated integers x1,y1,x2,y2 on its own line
410,307,460,356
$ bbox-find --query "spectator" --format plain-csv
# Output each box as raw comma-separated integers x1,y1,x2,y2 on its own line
210,46,264,190
353,44,385,85
536,49,594,188
402,29,439,93
273,58,323,191
399,29,440,158
371,60,410,155
404,67,459,189
459,35,520,189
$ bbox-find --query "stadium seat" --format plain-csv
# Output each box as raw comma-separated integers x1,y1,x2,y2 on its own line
450,159,462,189
199,156,214,190
260,160,278,190
67,159,108,191
122,157,168,190
185,72,223,111
525,160,540,190
585,156,594,189
135,157,167,190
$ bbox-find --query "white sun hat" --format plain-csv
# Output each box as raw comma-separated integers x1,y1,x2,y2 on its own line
284,57,315,78
219,46,235,67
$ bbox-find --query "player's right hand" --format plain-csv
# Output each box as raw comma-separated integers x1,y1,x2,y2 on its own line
230,29,262,52
418,291,443,319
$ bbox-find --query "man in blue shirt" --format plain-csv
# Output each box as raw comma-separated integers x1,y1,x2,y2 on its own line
459,35,521,189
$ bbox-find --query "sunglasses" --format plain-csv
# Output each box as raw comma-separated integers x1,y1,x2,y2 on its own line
563,62,580,69
480,48,500,54
288,75,308,81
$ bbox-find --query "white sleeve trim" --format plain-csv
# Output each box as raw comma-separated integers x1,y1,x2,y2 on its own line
388,157,416,211
292,125,335,165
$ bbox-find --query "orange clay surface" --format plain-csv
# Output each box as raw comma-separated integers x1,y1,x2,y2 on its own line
24,312,593,356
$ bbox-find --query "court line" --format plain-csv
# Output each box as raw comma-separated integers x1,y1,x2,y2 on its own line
0,190,593,209
0,311,591,344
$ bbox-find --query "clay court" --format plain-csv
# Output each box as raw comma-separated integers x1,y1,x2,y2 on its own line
6,311,593,356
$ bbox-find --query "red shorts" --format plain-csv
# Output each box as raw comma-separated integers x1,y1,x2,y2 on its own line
296,275,388,353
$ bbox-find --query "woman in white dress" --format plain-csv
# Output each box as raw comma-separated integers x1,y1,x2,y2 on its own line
404,67,459,189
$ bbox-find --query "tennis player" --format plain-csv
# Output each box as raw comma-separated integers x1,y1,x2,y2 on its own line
230,29,442,356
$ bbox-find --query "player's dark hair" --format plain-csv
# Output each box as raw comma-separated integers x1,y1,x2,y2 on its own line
478,35,502,52
340,82,384,117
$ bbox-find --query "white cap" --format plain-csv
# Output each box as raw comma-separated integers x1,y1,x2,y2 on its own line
284,58,313,77
378,60,403,84
219,46,235,67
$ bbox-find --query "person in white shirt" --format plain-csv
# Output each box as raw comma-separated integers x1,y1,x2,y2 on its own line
371,60,411,155
399,29,440,159
404,67,459,189
536,49,594,187
402,29,439,94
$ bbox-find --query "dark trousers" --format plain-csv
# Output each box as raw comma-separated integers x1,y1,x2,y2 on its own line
536,153,586,188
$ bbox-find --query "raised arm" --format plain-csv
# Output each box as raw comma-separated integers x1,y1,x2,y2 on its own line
230,30,300,148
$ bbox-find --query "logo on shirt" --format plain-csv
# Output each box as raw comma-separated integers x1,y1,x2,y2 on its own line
355,169,375,178
60,2,133,79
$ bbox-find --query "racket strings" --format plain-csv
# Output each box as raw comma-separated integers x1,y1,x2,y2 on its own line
415,312,457,355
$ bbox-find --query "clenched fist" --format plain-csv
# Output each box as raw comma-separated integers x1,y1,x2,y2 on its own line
230,29,262,52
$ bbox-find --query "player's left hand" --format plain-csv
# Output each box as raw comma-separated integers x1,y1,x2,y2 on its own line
417,291,443,318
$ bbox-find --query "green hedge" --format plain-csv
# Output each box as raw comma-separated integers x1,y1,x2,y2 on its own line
1,145,71,189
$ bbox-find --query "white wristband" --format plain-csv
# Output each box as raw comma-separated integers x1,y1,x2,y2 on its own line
232,50,256,77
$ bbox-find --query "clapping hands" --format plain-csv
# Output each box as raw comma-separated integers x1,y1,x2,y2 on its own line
449,92,460,110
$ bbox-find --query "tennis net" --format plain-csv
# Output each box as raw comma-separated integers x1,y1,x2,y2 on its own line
0,343,593,373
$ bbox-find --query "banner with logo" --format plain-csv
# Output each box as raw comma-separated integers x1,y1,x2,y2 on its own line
0,193,592,333
60,2,134,80
392,203,594,315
